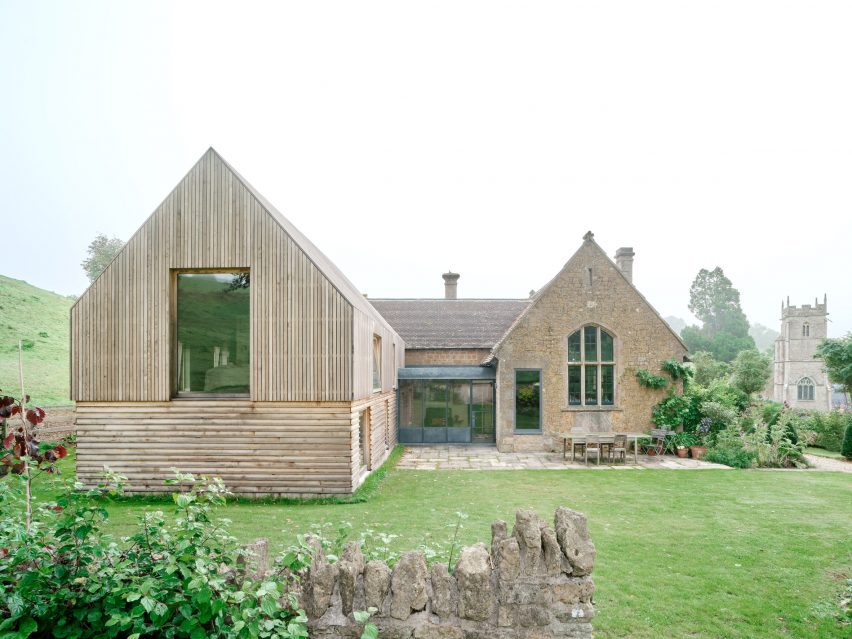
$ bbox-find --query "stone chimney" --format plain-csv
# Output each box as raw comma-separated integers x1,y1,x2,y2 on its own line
614,247,635,283
442,271,460,299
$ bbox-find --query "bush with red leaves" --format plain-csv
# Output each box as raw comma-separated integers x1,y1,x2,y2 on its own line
1,392,66,476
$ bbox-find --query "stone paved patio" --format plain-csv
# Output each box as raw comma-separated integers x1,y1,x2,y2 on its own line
397,445,731,470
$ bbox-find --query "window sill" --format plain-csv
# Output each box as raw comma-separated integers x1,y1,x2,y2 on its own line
561,406,622,412
513,430,542,435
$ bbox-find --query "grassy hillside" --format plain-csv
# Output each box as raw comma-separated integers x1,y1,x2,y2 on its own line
0,275,74,405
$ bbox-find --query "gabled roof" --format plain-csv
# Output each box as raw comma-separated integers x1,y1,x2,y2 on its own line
74,148,396,335
212,149,394,331
486,231,688,363
368,298,530,349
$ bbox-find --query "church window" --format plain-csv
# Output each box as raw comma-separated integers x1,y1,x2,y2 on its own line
802,322,810,337
797,377,815,401
568,326,615,406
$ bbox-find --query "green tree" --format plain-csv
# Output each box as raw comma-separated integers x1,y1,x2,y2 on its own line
690,350,731,387
731,348,771,397
814,333,852,400
81,233,124,283
842,423,852,460
682,267,755,362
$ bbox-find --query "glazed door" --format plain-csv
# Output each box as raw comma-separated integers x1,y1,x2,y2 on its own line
470,381,495,443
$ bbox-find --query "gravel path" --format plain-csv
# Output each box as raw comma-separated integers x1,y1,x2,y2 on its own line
804,454,852,473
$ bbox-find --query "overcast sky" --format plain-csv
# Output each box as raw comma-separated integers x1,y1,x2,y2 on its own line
1,1,849,335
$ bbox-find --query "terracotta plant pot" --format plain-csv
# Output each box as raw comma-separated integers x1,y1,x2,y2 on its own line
689,445,706,460
675,447,689,458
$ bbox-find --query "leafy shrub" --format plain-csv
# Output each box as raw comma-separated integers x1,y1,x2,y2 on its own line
800,410,851,452
0,471,311,639
652,392,691,428
707,410,806,468
636,369,669,389
670,431,697,449
661,359,693,383
699,400,738,444
704,447,755,468
777,410,801,445
843,423,852,460
760,401,784,427
741,414,806,468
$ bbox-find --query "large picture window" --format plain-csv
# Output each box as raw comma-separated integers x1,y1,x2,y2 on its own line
176,272,250,395
515,369,541,431
568,326,614,406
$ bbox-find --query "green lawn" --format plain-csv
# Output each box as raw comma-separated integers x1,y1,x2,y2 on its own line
31,451,852,638
0,274,74,405
806,446,847,460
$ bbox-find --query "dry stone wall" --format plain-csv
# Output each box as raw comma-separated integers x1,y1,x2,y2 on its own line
301,507,596,638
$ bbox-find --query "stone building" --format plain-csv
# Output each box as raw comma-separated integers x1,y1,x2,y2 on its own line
771,297,832,411
372,232,688,452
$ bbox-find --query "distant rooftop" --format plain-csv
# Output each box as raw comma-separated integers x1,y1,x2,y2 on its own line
368,298,530,349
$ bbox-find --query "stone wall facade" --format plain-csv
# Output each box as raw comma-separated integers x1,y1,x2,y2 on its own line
493,235,687,452
404,349,491,366
302,507,596,639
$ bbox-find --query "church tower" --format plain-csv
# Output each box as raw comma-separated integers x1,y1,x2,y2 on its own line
772,296,831,410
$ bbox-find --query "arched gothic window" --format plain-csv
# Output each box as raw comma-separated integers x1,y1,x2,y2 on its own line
568,326,615,406
797,377,814,401
802,322,810,337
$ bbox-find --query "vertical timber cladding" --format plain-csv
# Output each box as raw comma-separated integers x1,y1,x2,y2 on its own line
70,149,353,402
70,149,404,495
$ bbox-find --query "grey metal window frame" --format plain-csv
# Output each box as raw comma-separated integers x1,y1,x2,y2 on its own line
172,268,251,399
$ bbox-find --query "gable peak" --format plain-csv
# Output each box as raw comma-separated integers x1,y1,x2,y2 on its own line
583,230,595,242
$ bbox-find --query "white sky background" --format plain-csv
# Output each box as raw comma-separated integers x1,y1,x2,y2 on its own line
1,1,850,335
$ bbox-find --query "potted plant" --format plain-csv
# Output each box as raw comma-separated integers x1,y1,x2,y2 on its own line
670,431,697,458
690,418,711,460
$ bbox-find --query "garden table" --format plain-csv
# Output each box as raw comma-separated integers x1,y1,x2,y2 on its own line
557,432,649,464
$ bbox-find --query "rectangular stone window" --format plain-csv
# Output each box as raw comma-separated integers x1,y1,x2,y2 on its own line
584,365,598,405
601,365,614,405
175,271,250,396
515,369,541,432
568,331,581,362
568,366,581,405
584,326,597,361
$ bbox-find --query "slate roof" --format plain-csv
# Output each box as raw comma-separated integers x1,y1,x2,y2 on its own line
368,299,531,349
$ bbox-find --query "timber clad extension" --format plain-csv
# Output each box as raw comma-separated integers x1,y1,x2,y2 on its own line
71,149,403,496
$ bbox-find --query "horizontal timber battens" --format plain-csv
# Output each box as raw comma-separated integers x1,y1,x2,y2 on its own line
75,401,361,496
